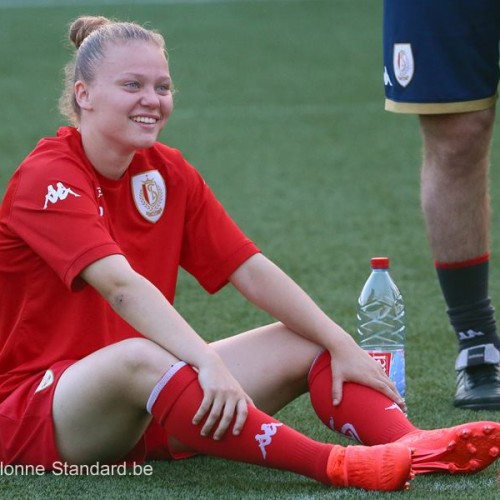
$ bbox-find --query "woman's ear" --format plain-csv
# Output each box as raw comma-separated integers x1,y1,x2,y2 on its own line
74,80,93,111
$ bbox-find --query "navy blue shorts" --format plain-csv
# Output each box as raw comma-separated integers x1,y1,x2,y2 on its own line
383,0,500,114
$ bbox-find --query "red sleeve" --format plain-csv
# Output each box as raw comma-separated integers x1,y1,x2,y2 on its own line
179,160,260,294
5,157,123,290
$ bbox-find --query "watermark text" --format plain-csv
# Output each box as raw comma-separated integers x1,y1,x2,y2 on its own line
0,461,154,476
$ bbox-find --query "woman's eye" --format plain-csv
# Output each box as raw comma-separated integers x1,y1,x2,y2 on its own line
156,84,171,94
124,82,140,89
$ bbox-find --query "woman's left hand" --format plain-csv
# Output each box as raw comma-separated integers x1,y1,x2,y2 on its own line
328,335,406,412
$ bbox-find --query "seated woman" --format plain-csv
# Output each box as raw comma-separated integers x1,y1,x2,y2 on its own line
0,15,499,493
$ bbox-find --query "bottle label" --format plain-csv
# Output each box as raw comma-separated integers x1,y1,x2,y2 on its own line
367,349,406,399
368,351,392,376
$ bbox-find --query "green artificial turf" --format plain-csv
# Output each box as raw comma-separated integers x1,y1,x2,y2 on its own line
1,0,500,498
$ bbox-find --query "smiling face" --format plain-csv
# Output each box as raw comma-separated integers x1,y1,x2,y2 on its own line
75,40,173,158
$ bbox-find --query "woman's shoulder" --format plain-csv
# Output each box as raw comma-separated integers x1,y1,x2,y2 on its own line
12,127,95,192
144,141,185,163
21,127,85,168
135,141,196,178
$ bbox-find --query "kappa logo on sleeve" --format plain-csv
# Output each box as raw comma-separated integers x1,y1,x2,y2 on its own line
43,182,81,209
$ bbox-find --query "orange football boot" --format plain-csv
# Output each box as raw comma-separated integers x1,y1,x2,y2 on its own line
396,421,500,474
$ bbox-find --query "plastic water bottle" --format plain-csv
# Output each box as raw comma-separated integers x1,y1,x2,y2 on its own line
357,257,406,399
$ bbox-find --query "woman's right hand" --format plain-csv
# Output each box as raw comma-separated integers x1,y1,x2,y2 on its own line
193,353,253,440
81,255,254,438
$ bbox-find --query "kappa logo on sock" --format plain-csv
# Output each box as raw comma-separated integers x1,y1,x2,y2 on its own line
458,329,485,341
255,422,283,459
340,423,362,443
385,402,404,414
35,369,54,393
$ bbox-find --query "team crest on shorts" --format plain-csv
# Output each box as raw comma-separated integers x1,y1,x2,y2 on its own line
131,170,166,223
393,43,414,88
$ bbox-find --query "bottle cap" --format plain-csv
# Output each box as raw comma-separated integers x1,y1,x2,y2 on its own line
371,257,390,269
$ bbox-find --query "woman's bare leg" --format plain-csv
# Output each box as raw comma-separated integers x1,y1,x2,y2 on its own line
52,324,320,463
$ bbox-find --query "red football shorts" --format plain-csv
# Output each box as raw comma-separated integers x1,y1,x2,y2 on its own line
0,360,172,469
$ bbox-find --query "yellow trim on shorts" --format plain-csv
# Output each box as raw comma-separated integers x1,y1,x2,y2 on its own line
385,95,498,115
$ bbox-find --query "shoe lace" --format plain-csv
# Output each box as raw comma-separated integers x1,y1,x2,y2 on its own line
466,364,500,387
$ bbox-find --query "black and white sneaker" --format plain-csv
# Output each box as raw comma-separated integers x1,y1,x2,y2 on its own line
454,344,500,410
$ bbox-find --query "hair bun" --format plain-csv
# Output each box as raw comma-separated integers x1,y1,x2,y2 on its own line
69,16,111,49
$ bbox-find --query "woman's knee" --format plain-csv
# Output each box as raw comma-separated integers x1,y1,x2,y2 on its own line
111,337,179,379
213,323,321,391
55,338,179,407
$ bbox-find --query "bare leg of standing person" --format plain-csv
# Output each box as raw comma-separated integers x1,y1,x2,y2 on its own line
420,109,500,409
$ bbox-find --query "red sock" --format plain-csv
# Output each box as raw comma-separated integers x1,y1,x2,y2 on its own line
150,363,333,484
308,351,417,445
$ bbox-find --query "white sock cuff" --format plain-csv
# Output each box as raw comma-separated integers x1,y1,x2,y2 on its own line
146,361,187,415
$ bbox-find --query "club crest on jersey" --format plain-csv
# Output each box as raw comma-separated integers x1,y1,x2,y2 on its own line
393,43,414,88
131,170,166,223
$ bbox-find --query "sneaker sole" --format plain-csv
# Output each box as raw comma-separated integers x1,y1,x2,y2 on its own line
454,400,500,411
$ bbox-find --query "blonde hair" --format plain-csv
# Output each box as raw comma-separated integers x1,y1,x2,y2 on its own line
59,16,167,126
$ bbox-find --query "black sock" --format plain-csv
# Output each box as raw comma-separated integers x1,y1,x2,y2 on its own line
435,256,500,352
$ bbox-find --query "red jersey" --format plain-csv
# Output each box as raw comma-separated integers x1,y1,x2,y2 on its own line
0,127,259,402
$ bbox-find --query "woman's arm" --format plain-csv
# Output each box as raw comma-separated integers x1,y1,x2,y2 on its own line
81,254,251,439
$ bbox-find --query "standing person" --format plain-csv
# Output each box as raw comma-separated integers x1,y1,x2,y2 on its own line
383,1,500,409
1,15,500,493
